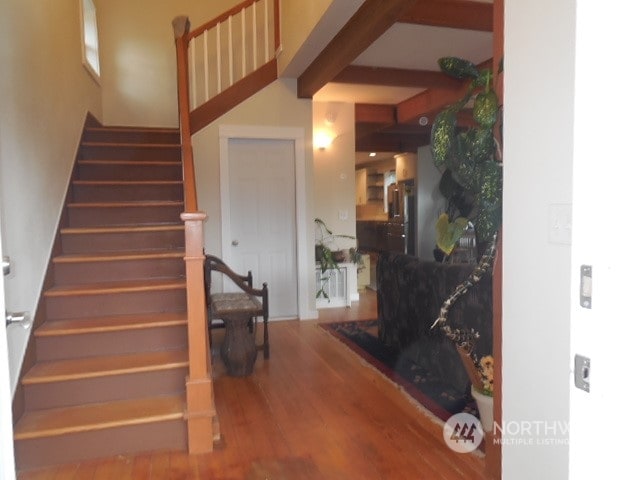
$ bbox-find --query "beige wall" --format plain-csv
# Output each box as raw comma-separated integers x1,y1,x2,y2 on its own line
312,101,356,250
278,0,333,74
0,0,102,391
191,78,317,317
96,0,238,127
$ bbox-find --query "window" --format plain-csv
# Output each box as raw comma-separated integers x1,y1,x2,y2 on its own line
80,0,100,81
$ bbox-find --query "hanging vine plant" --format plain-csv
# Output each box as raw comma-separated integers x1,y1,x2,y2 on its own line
429,57,503,391
431,57,503,250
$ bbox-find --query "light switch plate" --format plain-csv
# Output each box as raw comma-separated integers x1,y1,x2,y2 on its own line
548,204,572,245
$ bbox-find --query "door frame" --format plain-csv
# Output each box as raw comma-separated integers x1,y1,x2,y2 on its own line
219,125,311,320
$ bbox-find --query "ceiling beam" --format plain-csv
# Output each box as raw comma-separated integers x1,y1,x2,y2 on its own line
356,131,429,153
297,0,420,99
355,104,396,125
399,0,493,32
396,58,492,124
334,65,461,89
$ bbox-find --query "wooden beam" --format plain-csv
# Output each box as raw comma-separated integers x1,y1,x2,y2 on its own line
297,0,419,99
356,130,428,153
396,58,492,124
334,65,461,89
355,103,397,125
396,86,466,124
400,0,493,32
488,1,503,479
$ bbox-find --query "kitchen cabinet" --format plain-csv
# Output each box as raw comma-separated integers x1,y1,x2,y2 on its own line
367,172,385,203
395,153,417,182
355,168,367,205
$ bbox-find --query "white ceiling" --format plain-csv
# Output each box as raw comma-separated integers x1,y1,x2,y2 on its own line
315,23,493,105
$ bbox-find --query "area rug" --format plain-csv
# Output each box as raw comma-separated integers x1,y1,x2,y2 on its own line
320,319,478,423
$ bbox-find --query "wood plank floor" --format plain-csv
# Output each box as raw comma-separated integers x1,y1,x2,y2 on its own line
18,289,489,479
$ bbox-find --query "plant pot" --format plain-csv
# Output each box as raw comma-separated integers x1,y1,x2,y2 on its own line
471,388,494,432
331,250,346,263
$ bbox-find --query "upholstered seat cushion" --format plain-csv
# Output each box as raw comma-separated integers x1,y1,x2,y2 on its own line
210,292,263,317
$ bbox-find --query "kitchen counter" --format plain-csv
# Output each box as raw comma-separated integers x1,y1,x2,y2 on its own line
356,219,405,253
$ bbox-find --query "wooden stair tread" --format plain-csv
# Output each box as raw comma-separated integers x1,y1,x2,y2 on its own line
13,394,185,440
35,312,188,337
85,125,179,133
60,224,184,235
44,278,186,297
85,126,179,133
67,201,184,208
73,180,183,185
22,350,188,385
77,160,181,166
81,142,180,148
52,249,184,264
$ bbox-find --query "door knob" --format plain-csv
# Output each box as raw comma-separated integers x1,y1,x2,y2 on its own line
2,256,10,276
6,311,32,329
232,240,239,246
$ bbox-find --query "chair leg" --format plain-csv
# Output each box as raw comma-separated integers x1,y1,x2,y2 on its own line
263,316,269,359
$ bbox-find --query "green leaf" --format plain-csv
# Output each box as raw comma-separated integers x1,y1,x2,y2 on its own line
473,90,499,128
431,109,456,168
438,57,479,79
468,128,495,164
436,213,468,255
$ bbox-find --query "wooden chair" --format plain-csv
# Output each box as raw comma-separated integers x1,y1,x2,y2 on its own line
204,254,270,363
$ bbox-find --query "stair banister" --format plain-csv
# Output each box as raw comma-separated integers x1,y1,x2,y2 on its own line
173,15,221,454
171,0,280,453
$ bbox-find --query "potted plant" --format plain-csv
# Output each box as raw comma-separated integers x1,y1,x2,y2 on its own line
428,56,502,429
314,218,361,300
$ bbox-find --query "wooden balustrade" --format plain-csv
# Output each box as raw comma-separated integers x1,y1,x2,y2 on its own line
173,16,219,455
172,0,279,454
184,0,280,110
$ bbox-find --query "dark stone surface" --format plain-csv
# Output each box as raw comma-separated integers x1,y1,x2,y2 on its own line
376,252,493,394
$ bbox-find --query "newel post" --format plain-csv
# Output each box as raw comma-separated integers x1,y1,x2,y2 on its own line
181,212,221,452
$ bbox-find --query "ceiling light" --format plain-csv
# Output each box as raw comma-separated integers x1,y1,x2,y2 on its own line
369,152,377,157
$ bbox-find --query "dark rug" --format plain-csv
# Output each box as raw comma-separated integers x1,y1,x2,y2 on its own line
320,319,478,423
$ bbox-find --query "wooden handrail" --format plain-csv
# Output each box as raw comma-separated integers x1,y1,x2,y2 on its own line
187,0,280,49
172,16,219,455
173,17,198,213
188,0,258,40
171,1,280,454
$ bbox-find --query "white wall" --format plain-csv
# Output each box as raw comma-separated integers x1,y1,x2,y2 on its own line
0,0,103,392
502,0,575,477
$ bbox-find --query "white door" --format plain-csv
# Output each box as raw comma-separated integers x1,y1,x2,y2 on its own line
568,1,638,478
224,138,298,319
0,220,17,479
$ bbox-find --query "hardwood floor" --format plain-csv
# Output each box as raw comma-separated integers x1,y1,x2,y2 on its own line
18,289,488,479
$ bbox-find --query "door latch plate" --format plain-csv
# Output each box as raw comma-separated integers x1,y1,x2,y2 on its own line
574,354,590,392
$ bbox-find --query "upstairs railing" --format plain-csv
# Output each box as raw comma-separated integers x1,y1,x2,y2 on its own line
171,0,279,455
187,0,280,110
177,0,281,133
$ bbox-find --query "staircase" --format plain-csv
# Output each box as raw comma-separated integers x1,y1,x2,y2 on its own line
13,125,191,470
